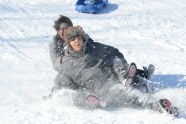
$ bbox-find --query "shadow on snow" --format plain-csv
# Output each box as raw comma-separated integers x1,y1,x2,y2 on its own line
151,74,186,89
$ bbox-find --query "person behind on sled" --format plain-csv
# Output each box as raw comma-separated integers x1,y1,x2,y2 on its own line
52,27,178,116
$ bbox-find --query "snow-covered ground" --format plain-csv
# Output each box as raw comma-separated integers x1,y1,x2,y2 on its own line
0,0,186,123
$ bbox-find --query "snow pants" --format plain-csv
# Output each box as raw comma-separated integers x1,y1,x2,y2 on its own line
102,83,160,110
73,81,160,111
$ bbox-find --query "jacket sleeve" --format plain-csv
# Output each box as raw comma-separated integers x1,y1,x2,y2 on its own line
53,71,78,91
103,46,129,80
49,42,62,71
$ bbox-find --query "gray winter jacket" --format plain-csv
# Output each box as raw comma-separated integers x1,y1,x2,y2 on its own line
49,34,94,71
54,39,129,93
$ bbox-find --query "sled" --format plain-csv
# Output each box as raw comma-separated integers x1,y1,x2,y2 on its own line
75,0,108,13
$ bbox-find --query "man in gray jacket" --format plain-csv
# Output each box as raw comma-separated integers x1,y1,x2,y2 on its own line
53,27,178,116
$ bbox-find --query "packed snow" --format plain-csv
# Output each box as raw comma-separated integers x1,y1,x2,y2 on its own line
0,0,186,123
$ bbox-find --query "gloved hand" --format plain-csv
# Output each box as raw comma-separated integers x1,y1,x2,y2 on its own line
113,57,129,80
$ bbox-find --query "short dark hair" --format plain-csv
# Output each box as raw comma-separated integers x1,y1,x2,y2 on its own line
54,15,73,31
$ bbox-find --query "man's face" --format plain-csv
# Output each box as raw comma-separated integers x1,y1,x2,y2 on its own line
57,23,70,39
69,37,84,52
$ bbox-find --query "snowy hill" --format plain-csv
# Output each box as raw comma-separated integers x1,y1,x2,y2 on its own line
0,0,186,123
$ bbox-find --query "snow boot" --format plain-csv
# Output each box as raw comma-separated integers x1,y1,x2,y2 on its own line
159,99,178,117
147,64,155,79
142,64,155,80
125,63,137,87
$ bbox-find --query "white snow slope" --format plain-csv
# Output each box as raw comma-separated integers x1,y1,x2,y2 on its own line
0,0,186,123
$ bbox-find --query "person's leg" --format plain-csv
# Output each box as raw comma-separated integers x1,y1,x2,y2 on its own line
105,84,160,110
103,83,178,116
